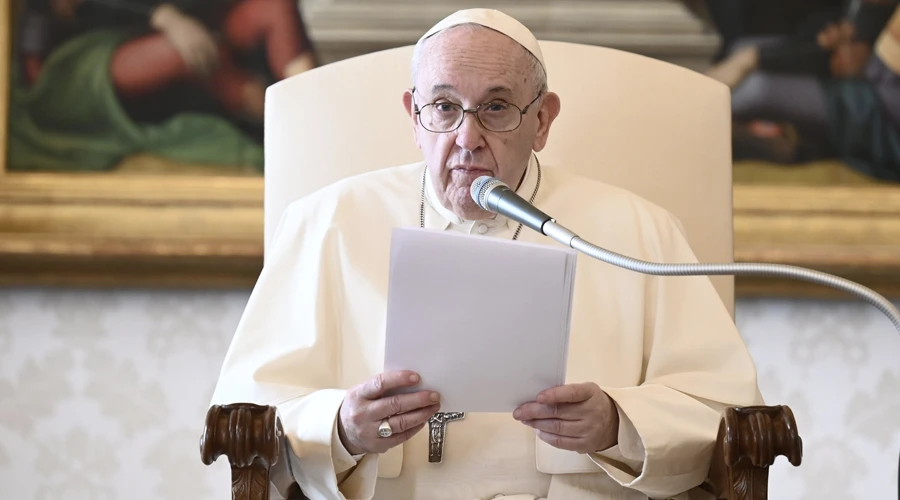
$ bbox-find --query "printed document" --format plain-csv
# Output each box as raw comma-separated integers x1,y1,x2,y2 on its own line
383,227,577,413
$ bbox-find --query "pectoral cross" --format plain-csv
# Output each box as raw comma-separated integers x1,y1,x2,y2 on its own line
427,411,464,463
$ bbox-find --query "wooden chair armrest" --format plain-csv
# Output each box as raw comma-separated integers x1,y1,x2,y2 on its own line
200,403,802,500
702,405,803,499
200,403,288,500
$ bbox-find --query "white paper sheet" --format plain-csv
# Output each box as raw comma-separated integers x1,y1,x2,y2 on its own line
383,227,577,413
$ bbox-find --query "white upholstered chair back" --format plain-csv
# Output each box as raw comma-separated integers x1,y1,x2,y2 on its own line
263,41,735,313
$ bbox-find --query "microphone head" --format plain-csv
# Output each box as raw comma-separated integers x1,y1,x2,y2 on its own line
470,176,507,211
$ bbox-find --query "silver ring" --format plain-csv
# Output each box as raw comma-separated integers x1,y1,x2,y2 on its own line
378,419,393,438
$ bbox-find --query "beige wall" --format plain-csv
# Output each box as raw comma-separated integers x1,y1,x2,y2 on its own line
0,289,898,499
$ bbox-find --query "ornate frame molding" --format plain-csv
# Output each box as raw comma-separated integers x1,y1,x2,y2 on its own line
2,174,898,298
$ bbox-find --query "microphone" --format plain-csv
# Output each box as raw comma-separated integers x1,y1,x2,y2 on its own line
470,177,553,233
470,176,900,333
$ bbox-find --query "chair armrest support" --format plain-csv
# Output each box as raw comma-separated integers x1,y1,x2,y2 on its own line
200,403,284,500
703,405,803,499
200,403,803,500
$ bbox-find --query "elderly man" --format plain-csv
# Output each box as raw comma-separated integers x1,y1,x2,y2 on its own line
211,8,762,500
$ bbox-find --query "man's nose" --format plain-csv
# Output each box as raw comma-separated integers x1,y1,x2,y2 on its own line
454,112,486,151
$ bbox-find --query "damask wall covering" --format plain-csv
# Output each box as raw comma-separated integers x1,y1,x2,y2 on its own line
0,288,898,499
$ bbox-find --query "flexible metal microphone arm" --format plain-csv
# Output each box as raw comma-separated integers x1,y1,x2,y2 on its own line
543,219,900,332
471,176,900,333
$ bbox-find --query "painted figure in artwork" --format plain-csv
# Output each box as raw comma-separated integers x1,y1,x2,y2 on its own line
8,0,317,172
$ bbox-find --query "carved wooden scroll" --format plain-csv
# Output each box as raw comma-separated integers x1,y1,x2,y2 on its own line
200,403,284,500
704,405,803,499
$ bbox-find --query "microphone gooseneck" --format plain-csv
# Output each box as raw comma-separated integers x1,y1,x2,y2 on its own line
470,176,900,333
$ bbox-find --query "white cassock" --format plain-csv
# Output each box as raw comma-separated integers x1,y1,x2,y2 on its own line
210,154,763,500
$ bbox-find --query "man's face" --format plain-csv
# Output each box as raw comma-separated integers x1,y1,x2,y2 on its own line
403,27,560,221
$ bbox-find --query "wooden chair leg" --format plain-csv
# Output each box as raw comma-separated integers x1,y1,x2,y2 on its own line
200,403,283,500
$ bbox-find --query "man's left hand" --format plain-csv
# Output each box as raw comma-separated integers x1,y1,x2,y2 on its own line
513,382,619,454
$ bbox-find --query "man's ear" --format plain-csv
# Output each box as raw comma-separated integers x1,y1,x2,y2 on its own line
402,89,422,148
532,91,561,152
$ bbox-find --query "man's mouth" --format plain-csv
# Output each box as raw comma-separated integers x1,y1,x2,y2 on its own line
451,166,492,174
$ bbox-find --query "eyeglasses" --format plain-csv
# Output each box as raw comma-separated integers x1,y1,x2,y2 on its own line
412,88,543,133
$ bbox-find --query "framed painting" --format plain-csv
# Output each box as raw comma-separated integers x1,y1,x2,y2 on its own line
1,0,899,298
673,0,900,298
0,0,318,286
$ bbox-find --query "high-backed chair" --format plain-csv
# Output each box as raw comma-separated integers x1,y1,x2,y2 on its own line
200,42,802,499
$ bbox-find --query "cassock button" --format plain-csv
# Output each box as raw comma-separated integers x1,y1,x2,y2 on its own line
477,224,488,234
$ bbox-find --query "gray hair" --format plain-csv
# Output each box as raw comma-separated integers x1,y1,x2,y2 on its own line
410,23,548,95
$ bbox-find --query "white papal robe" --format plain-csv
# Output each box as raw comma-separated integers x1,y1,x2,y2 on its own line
210,154,763,500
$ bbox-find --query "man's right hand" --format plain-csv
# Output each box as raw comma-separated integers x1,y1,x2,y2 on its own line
338,371,440,455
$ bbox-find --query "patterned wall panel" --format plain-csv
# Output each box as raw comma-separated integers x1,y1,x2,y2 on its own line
0,289,897,499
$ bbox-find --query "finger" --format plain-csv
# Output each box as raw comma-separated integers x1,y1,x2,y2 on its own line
537,383,595,405
385,403,440,434
356,371,421,400
372,422,426,453
369,390,441,420
513,402,577,422
523,418,585,438
534,429,592,453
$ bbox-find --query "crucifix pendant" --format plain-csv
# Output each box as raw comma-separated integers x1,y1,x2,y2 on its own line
427,411,464,463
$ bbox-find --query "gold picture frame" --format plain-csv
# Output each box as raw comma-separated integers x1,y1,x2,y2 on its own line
732,182,900,298
1,0,899,297
0,0,264,287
